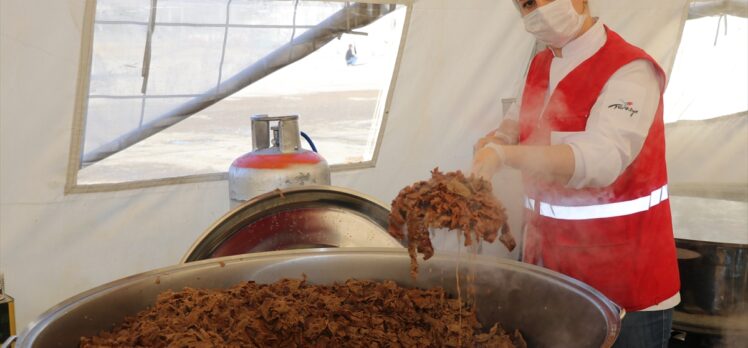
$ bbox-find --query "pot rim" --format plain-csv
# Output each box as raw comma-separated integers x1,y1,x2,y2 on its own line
676,237,748,248
17,248,623,347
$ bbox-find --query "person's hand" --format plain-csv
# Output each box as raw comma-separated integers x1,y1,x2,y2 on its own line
472,144,505,180
473,127,517,154
473,135,505,154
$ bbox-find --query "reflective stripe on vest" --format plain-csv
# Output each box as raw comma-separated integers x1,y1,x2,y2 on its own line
524,185,669,220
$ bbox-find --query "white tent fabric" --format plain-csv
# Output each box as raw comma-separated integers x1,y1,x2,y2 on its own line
664,14,748,122
1,0,696,329
667,113,748,192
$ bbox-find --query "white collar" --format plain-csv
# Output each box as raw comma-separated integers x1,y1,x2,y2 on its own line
554,19,606,60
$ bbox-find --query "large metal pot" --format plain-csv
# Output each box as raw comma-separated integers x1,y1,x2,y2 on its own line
674,238,748,337
676,238,747,316
14,248,623,347
670,195,748,338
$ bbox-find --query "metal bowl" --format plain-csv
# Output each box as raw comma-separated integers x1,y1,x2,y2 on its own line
16,248,622,348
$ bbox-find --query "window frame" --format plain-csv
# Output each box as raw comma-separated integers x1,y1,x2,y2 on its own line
65,0,413,194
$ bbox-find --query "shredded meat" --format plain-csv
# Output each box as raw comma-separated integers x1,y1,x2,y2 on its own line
388,168,515,276
80,278,526,348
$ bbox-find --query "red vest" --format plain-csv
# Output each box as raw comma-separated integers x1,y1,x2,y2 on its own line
518,27,680,311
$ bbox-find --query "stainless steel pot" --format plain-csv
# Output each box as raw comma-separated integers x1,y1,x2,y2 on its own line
676,239,747,316
15,248,623,348
674,238,748,337
670,195,748,338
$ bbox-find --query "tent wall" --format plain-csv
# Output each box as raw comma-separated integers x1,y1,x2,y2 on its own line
666,113,748,200
1,0,689,328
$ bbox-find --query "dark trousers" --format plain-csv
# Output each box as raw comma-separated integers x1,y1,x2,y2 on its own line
613,309,673,348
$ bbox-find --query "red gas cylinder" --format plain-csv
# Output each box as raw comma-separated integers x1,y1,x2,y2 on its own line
228,115,330,207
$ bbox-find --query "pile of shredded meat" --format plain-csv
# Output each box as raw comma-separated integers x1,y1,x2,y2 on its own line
388,168,515,276
80,278,526,348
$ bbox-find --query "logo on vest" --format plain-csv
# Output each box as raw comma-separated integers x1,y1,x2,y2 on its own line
608,100,639,117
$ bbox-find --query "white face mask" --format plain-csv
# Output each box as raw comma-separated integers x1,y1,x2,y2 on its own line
523,0,586,48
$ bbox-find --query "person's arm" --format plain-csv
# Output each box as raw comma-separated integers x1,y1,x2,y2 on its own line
473,142,574,184
503,144,575,184
473,59,661,186
561,59,662,188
